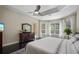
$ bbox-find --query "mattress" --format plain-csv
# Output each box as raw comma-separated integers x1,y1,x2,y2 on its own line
26,37,78,54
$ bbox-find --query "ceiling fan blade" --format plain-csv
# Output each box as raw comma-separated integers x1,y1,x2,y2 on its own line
26,11,34,13
40,6,65,16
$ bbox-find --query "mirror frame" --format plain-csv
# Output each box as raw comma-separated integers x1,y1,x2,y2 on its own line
22,23,32,32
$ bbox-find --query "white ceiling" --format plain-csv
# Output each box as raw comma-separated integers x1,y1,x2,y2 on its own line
4,5,79,20
7,5,58,13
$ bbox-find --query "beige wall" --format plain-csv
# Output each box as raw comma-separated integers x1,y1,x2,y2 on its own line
0,6,39,46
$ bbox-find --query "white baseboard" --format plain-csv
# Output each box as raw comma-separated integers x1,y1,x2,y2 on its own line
3,41,19,47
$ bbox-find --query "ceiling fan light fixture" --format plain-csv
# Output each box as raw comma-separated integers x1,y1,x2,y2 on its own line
34,11,39,14
33,11,40,16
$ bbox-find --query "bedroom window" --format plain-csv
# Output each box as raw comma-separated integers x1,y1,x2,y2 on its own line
40,21,60,38
41,23,47,37
50,23,59,37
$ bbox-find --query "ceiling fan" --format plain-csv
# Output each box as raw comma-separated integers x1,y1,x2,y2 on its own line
27,5,42,16
27,5,65,16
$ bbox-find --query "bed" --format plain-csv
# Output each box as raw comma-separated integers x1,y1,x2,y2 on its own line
26,37,78,54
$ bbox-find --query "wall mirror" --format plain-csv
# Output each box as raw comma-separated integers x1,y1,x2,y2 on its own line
22,23,32,32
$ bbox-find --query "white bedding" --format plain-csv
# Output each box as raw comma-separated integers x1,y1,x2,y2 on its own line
26,37,78,54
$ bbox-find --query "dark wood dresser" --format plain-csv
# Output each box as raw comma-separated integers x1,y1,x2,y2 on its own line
0,32,2,53
19,32,35,48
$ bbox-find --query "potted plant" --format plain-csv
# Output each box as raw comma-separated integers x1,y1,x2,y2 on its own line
64,28,72,39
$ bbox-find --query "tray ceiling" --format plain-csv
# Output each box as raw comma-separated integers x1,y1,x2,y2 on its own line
4,5,79,20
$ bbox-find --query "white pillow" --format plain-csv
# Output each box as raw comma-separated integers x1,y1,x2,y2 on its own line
75,34,79,38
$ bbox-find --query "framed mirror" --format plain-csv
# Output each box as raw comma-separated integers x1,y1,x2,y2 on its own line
22,23,32,32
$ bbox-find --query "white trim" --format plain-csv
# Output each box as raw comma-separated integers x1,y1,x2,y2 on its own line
3,41,19,47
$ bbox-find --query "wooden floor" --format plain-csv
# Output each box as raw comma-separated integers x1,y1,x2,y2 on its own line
2,43,26,54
